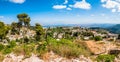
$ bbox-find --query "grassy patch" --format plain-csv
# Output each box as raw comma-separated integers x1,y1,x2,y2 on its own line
13,43,35,58
47,37,91,58
0,37,91,59
2,47,12,54
97,54,115,62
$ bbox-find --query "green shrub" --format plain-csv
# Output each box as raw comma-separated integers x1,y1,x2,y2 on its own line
97,54,115,62
24,37,29,43
1,41,16,55
23,44,34,58
9,40,16,48
0,44,4,51
94,36,102,41
36,41,47,56
3,47,12,54
82,32,94,36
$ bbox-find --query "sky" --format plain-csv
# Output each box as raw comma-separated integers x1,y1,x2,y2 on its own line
1,0,120,25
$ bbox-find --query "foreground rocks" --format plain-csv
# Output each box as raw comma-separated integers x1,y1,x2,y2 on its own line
3,52,92,62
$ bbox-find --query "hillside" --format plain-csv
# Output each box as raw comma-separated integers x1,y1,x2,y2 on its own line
0,13,120,62
107,24,120,34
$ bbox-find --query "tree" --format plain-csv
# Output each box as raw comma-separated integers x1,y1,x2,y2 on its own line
24,36,29,43
118,34,120,39
11,22,19,35
0,21,10,41
82,32,94,36
17,13,31,27
35,23,45,41
73,32,80,37
94,36,102,41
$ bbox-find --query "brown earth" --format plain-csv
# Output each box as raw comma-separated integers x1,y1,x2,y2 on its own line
85,41,106,55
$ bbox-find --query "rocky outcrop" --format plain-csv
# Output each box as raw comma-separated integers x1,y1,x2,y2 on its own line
3,52,92,62
3,53,24,62
3,53,43,62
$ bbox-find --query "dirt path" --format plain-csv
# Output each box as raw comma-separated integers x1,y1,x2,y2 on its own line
85,41,106,54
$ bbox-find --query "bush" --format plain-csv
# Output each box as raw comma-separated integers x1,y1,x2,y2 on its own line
3,47,12,54
9,41,16,48
94,36,102,41
0,44,4,51
23,44,35,58
36,41,47,57
97,54,115,62
13,43,35,57
1,41,16,55
82,32,94,36
24,37,29,43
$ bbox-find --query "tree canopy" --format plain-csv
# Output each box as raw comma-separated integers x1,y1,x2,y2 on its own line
17,13,31,27
0,21,10,40
35,23,45,41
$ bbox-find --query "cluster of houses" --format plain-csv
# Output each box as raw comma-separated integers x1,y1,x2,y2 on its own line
6,27,36,41
48,27,118,42
4,26,119,42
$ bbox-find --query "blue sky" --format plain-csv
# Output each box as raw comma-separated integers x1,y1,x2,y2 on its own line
0,0,120,25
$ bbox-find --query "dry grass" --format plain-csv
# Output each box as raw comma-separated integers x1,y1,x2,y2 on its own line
0,53,4,62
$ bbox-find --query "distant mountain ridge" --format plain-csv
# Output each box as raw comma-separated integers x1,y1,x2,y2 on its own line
43,23,120,34
43,24,115,28
107,24,120,34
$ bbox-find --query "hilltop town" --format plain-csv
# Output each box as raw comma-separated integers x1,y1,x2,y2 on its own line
0,13,120,62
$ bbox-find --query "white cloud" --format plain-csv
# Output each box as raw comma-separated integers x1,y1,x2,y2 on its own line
112,9,116,12
53,0,91,10
70,0,91,10
102,0,118,8
53,5,67,9
101,0,107,2
66,7,72,10
69,5,73,7
0,16,4,19
101,0,120,12
9,0,25,4
64,0,68,4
